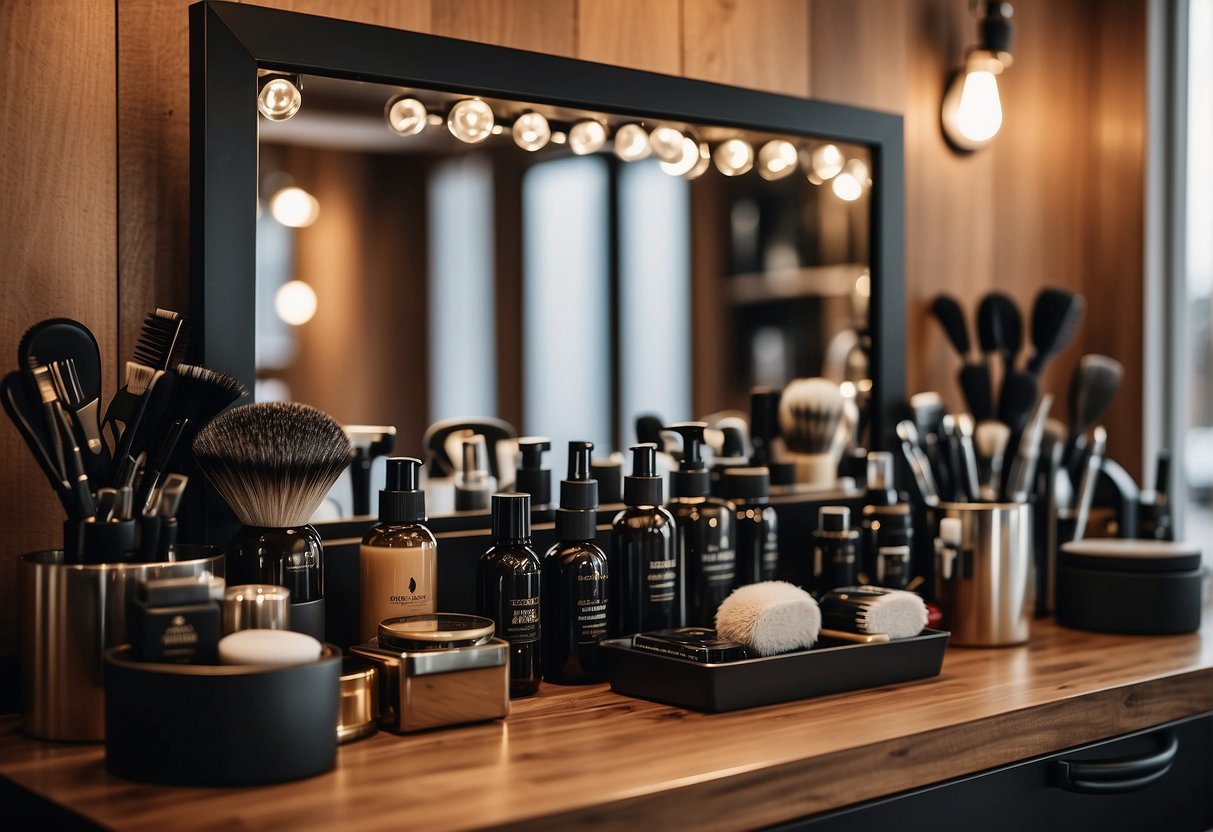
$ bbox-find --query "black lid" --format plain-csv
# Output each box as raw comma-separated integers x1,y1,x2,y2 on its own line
592,458,623,504
818,505,851,533
557,441,599,540
515,436,551,507
725,466,770,501
635,414,665,447
380,457,426,523
491,492,531,543
668,422,711,497
623,444,663,506
1060,539,1200,574
768,461,796,486
750,387,781,465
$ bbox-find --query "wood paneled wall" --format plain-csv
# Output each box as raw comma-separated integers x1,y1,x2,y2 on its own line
0,0,1147,664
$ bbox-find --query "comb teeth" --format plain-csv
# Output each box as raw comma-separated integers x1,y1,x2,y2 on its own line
132,309,188,370
125,361,158,395
27,358,58,405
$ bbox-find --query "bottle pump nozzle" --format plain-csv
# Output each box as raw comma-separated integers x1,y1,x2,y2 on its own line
380,457,426,523
669,422,711,498
623,443,663,506
557,441,598,540
515,436,552,508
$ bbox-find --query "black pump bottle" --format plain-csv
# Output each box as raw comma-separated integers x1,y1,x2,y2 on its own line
609,444,677,637
665,422,736,627
542,441,609,684
726,466,780,584
476,492,541,697
515,437,553,512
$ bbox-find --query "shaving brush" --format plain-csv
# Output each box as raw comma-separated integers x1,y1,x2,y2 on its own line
193,402,353,640
777,378,844,487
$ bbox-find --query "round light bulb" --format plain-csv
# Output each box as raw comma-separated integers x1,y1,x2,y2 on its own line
832,172,863,202
844,158,870,185
257,77,302,122
614,124,651,161
687,143,711,179
810,144,844,180
268,186,319,228
274,280,318,326
512,112,551,152
758,140,798,180
447,99,495,144
649,126,686,163
569,120,607,155
713,139,754,176
386,97,427,136
658,136,702,177
953,69,1003,143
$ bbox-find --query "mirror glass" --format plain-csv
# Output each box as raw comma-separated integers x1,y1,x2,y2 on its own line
255,73,874,517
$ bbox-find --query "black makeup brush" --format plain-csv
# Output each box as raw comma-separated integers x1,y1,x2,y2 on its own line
1063,354,1123,474
977,293,1020,413
930,295,993,421
909,392,948,499
778,378,844,487
135,364,246,514
193,402,353,641
1025,288,1084,376
2,370,72,503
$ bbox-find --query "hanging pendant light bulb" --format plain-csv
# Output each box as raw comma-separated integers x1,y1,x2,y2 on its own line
569,120,607,155
257,74,302,122
713,139,754,176
448,99,495,144
614,124,652,161
512,112,551,151
941,1,1014,152
386,97,428,136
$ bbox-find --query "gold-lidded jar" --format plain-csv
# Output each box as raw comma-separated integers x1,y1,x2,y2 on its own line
377,613,495,650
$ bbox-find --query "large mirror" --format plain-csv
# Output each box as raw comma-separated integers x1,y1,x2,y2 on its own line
191,1,904,522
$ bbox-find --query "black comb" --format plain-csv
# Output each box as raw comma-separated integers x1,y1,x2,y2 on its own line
133,308,189,371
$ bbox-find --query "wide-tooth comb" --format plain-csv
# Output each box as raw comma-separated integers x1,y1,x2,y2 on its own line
133,308,189,371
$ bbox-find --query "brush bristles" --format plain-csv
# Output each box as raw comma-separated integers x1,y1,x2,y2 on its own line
133,308,188,370
778,378,844,454
193,401,353,528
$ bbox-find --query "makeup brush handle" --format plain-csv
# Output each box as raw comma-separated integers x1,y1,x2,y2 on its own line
900,442,939,506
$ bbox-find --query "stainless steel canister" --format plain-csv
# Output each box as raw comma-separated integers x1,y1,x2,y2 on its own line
19,546,224,741
223,584,291,634
934,503,1034,646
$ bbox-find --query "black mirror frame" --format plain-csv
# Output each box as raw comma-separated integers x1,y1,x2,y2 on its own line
188,0,905,448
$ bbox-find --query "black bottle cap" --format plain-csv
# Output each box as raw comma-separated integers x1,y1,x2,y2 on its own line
623,444,663,506
491,492,531,543
635,415,665,447
750,387,782,465
818,505,850,532
865,451,898,506
669,422,711,498
725,466,770,501
768,461,797,486
557,441,599,540
592,458,623,504
380,457,426,523
515,436,551,507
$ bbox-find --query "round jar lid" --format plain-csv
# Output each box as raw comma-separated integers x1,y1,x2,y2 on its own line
1060,539,1202,573
378,613,495,650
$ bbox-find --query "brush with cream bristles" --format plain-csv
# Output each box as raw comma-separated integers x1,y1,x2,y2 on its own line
778,377,845,487
193,402,352,638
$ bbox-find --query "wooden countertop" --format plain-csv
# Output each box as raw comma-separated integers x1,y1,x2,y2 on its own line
2,613,1211,831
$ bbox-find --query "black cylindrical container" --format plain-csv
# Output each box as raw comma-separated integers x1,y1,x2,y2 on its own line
726,467,779,585
811,506,859,595
477,493,542,697
592,457,623,505
543,442,609,684
611,444,677,636
861,451,913,589
227,524,325,641
667,423,736,627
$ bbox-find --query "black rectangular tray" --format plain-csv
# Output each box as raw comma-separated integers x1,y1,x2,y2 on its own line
602,629,949,713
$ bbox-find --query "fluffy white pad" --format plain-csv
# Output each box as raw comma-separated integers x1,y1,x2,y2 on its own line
714,581,821,656
861,590,928,638
218,629,323,666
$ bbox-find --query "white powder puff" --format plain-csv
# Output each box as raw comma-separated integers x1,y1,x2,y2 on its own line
714,581,821,656
858,589,928,638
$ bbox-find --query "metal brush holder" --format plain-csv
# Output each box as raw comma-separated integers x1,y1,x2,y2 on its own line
18,545,224,741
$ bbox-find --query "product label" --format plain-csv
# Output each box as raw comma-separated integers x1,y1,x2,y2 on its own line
360,543,436,641
647,558,678,604
498,574,540,644
575,596,608,642
876,546,911,587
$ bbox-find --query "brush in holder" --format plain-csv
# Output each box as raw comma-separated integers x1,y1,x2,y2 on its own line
18,545,224,741
933,502,1034,646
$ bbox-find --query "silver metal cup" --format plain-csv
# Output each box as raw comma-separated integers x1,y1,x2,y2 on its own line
934,503,1034,646
18,546,224,741
223,584,291,634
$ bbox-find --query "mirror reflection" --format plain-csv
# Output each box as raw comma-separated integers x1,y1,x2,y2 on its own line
255,74,874,517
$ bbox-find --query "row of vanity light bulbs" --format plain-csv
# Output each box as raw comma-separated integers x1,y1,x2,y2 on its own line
257,74,871,197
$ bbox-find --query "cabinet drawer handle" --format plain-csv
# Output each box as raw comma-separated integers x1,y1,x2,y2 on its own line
1054,733,1179,794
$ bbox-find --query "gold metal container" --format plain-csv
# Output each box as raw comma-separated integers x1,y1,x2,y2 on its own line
349,613,509,733
338,658,379,743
